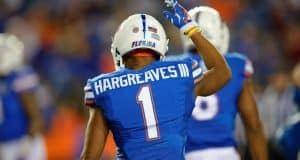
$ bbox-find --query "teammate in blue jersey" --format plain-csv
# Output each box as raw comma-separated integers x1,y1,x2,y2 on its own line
80,1,231,160
0,34,45,159
276,63,300,160
172,6,268,160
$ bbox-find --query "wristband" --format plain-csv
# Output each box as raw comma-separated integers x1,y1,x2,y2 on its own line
180,21,201,37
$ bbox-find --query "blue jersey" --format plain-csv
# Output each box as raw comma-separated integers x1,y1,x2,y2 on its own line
166,52,254,152
84,60,203,160
294,87,300,109
276,87,300,160
0,66,39,142
277,113,300,160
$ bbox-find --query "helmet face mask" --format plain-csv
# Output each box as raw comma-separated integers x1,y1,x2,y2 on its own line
111,14,169,70
181,6,230,55
0,34,24,76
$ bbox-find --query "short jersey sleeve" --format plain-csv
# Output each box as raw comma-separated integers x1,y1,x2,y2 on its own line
84,79,96,106
12,67,39,93
186,58,204,85
227,53,254,79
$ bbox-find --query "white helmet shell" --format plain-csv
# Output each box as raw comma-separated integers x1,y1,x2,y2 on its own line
181,6,230,55
0,33,24,75
219,22,230,55
111,14,168,70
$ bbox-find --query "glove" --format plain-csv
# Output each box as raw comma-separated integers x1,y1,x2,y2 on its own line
163,0,200,37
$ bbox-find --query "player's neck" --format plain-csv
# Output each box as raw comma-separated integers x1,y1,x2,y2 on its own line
124,56,156,70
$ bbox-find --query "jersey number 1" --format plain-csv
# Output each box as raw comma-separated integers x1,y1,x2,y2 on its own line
137,85,160,141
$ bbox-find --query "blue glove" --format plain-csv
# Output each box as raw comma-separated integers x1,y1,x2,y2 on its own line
163,0,200,36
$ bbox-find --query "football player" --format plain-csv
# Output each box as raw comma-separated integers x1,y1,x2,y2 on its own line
80,1,231,160
276,63,300,160
175,7,268,160
0,33,45,160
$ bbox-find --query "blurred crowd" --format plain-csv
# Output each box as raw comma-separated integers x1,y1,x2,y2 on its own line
0,0,299,159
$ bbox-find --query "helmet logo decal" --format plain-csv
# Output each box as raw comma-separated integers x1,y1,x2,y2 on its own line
141,14,146,39
133,27,139,33
151,33,160,41
148,26,157,33
148,26,159,41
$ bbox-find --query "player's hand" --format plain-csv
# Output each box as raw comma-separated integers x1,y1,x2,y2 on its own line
163,0,200,37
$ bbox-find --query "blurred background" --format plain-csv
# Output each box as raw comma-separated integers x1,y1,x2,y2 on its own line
0,0,299,159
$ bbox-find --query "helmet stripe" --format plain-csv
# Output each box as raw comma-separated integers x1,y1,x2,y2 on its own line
141,14,146,39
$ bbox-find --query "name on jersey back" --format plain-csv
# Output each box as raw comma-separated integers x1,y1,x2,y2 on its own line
94,64,190,94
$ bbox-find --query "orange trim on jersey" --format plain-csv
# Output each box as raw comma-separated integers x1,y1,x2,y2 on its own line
194,75,204,84
130,52,155,57
192,61,199,69
244,70,252,78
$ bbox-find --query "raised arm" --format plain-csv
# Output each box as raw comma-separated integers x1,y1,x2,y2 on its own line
163,0,231,96
190,32,231,96
80,107,109,160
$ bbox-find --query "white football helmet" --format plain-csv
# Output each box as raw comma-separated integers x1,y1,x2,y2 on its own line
111,14,169,70
0,33,24,76
181,6,230,55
